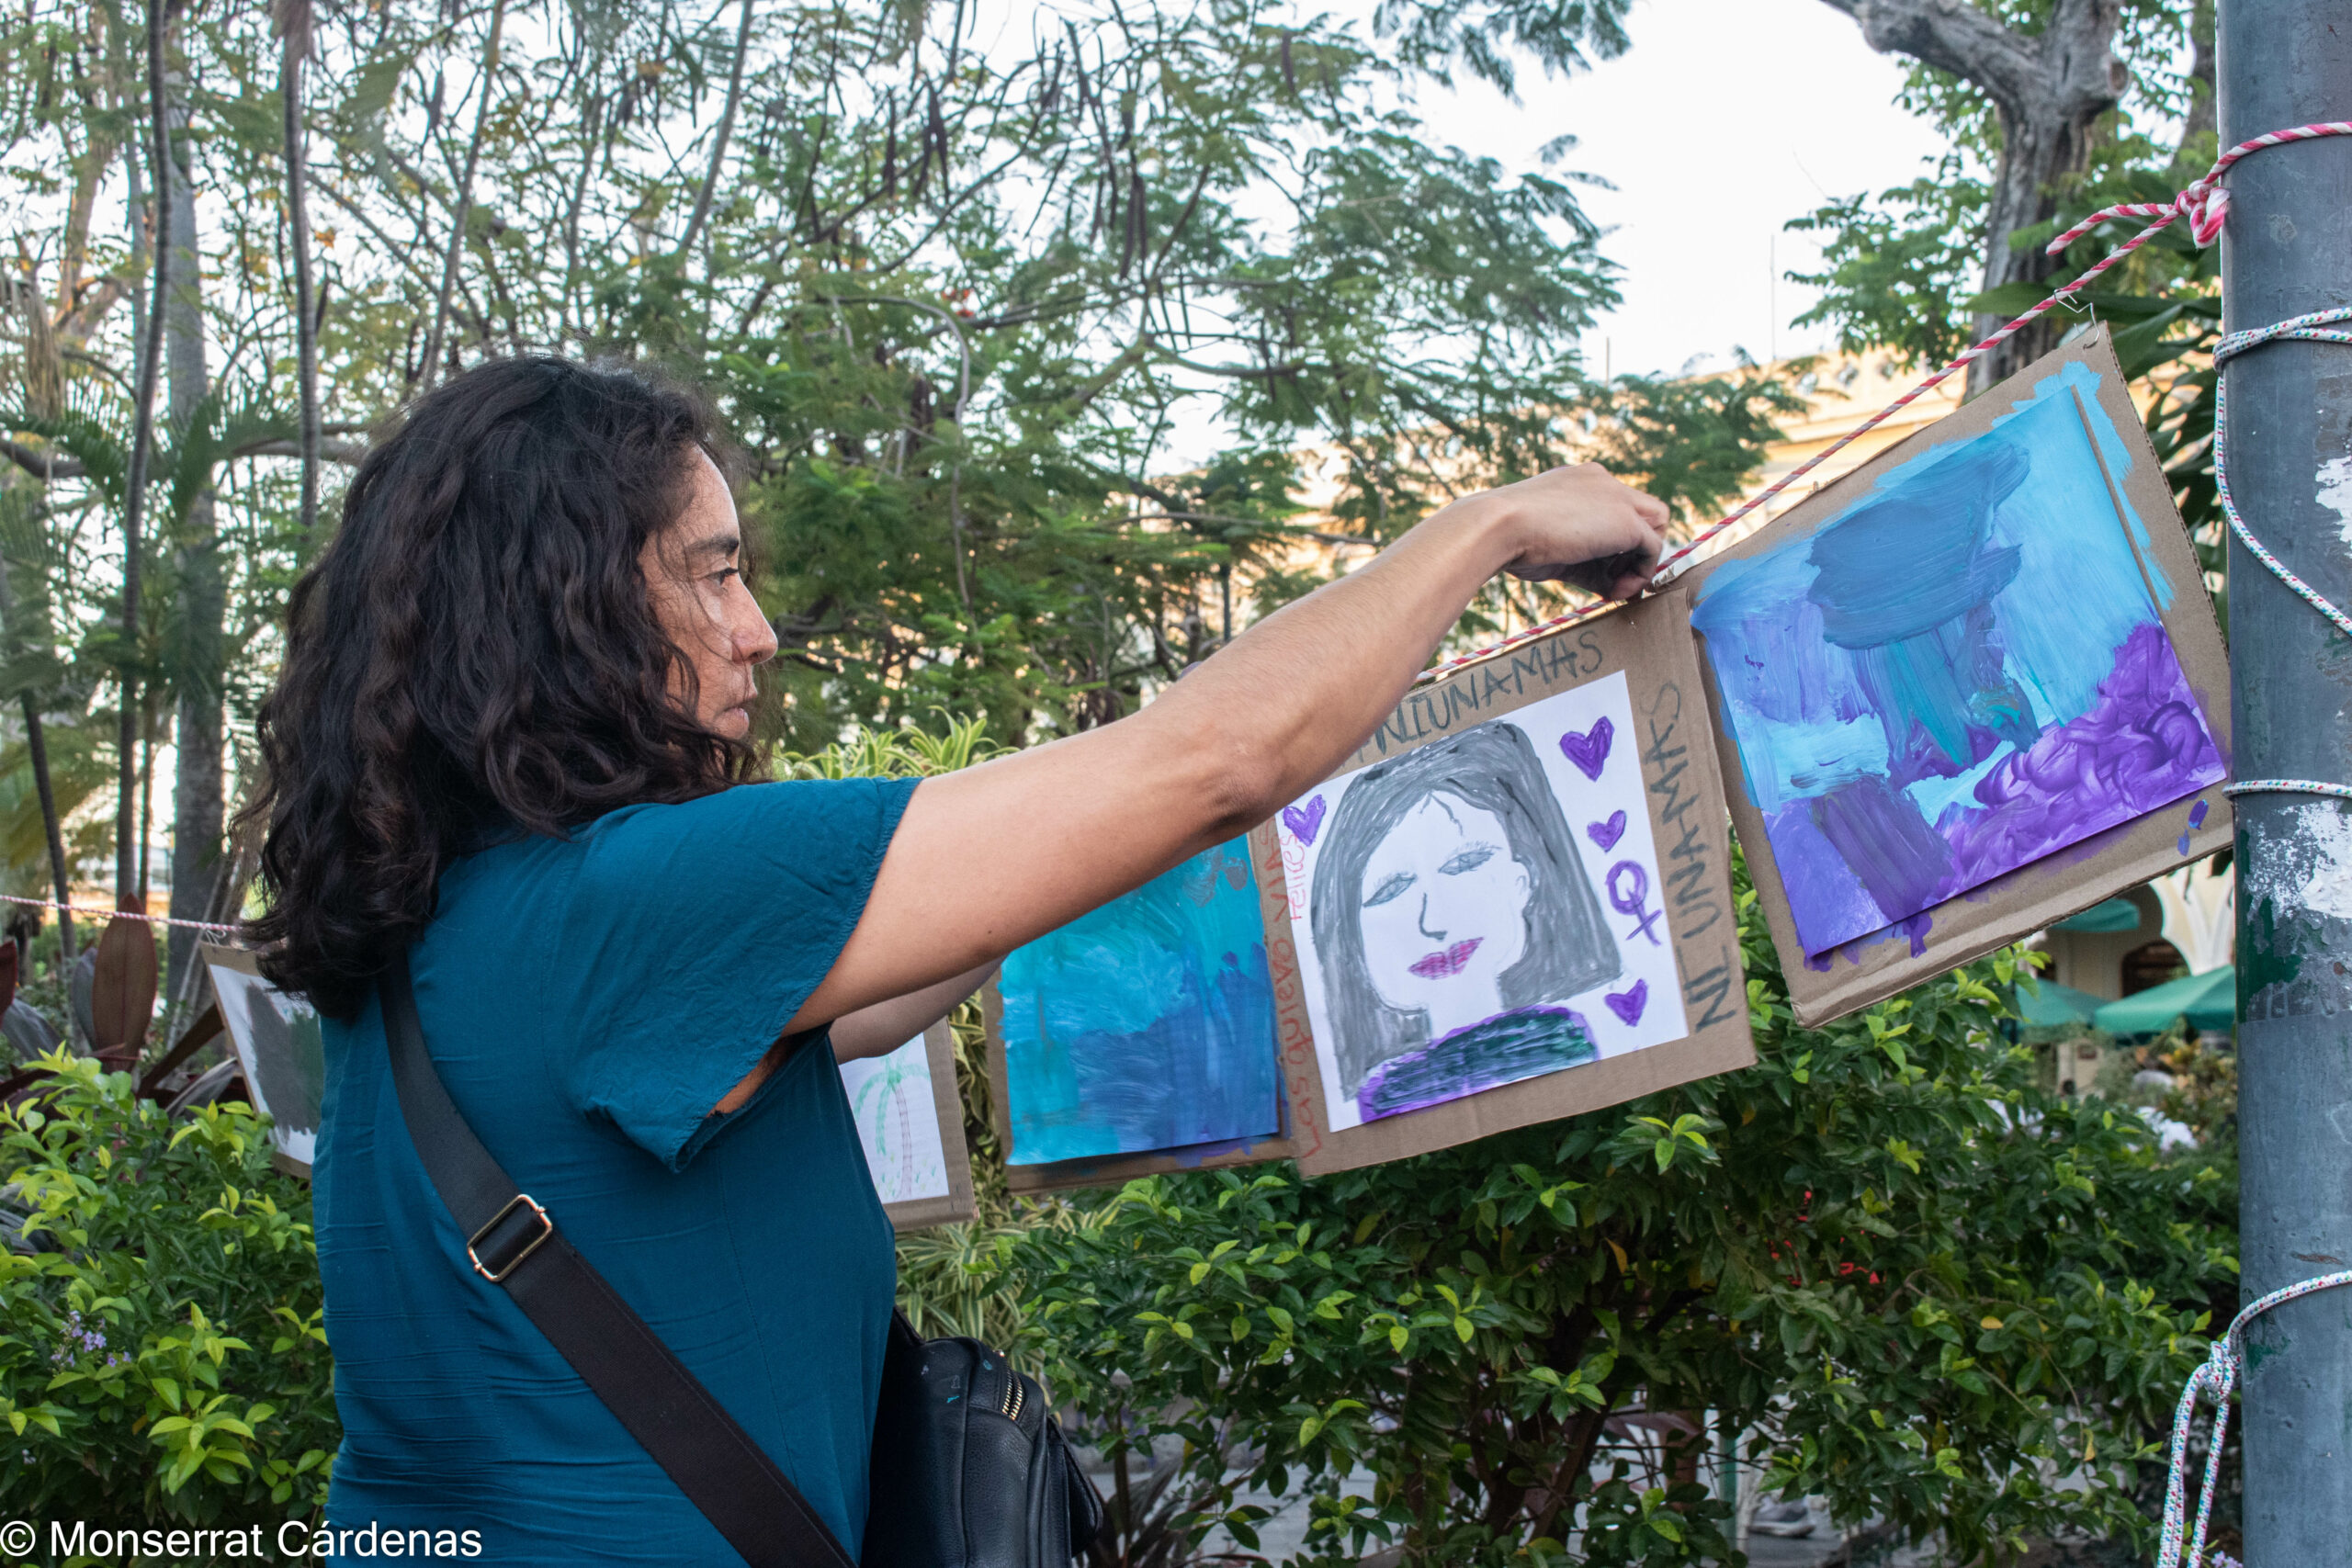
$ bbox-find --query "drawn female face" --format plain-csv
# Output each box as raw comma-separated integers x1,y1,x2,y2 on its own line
1356,792,1532,1034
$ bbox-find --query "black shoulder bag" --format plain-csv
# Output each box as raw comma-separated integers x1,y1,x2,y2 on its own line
379,952,1102,1567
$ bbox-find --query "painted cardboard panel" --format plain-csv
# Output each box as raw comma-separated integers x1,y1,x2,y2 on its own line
201,943,324,1179
1683,330,2233,1025
1260,590,1755,1176
987,829,1300,1196
988,911,1306,1196
842,1021,976,1231
997,836,1281,1164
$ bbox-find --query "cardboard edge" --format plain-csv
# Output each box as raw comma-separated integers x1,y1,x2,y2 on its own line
1251,816,1331,1171
198,941,320,1179
1788,818,2234,1027
199,941,263,977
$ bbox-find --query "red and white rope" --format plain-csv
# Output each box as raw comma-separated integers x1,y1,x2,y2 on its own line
2158,1269,2352,1568
0,890,239,935
1416,118,2352,685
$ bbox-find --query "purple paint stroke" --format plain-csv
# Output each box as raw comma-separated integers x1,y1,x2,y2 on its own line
1354,1006,1597,1122
1605,979,1649,1026
2189,797,2211,829
1766,803,1890,957
1931,622,2224,897
1772,622,2224,957
1607,860,1664,946
1588,810,1628,852
1810,773,1957,931
1281,795,1328,846
1896,911,1932,957
1560,717,1613,782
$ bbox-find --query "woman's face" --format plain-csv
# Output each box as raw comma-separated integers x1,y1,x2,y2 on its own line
1356,791,1531,1029
640,450,778,739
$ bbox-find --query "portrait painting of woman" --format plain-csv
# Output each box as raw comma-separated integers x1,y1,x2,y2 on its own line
1306,718,1623,1122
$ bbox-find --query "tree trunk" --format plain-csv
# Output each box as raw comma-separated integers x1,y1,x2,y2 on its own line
120,0,170,918
280,0,321,536
162,32,224,989
22,694,74,963
1816,0,2127,389
1972,98,2109,385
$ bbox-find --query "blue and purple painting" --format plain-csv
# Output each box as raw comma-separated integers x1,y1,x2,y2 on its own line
1000,837,1281,1165
1690,366,2226,959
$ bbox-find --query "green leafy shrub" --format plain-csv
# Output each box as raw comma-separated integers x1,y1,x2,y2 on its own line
1011,869,2236,1565
0,1054,337,1526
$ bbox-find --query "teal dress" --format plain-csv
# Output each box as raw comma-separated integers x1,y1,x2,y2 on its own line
315,777,919,1562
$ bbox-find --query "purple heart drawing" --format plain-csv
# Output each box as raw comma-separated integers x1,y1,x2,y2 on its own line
1281,795,1329,847
1587,810,1628,852
1559,717,1613,782
1604,978,1648,1028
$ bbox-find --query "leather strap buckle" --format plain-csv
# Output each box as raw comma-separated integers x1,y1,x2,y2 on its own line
468,1193,553,1282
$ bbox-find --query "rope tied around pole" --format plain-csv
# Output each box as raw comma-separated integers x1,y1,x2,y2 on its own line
2157,1269,2352,1568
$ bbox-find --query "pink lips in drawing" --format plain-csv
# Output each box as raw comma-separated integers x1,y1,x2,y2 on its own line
1408,937,1483,979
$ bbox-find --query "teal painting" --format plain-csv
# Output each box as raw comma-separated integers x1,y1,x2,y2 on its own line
1000,837,1281,1165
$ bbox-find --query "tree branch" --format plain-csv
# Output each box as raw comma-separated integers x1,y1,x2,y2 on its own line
417,0,508,392
0,438,84,479
677,0,756,262
0,432,364,482
1815,0,2047,120
232,436,366,464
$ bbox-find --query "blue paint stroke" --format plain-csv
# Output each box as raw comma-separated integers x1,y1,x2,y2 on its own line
1693,375,2226,957
1001,837,1280,1164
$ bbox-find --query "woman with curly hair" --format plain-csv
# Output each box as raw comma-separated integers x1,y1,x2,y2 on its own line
246,355,1664,1562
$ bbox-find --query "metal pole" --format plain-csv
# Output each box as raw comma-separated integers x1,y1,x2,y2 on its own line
2220,3,2352,1556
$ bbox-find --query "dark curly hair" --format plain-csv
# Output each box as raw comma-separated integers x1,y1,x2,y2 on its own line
243,356,757,1017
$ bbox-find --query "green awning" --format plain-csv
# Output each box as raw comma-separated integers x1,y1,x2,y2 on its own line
2015,978,2108,1030
2093,967,2236,1035
2052,897,2143,933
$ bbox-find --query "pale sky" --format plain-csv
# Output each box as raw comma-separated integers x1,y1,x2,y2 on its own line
1005,0,1963,465
1390,0,1952,380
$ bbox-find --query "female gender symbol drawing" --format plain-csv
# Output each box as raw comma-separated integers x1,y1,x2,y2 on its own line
1607,860,1663,947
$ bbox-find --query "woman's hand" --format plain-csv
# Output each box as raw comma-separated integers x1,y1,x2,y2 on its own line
1478,463,1671,602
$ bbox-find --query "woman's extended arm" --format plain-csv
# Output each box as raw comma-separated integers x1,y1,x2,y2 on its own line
712,963,995,1115
785,462,1667,1032
827,961,998,1063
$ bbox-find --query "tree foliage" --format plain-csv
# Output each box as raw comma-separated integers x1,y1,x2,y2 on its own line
0,0,1803,880
0,1054,336,1523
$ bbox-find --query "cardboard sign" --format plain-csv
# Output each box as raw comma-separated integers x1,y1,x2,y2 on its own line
986,962,1304,1195
1683,329,2233,1025
840,1021,977,1231
200,943,325,1179
988,834,1293,1194
1259,591,1755,1176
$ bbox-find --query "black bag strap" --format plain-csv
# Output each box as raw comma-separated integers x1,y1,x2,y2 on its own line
379,950,854,1568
